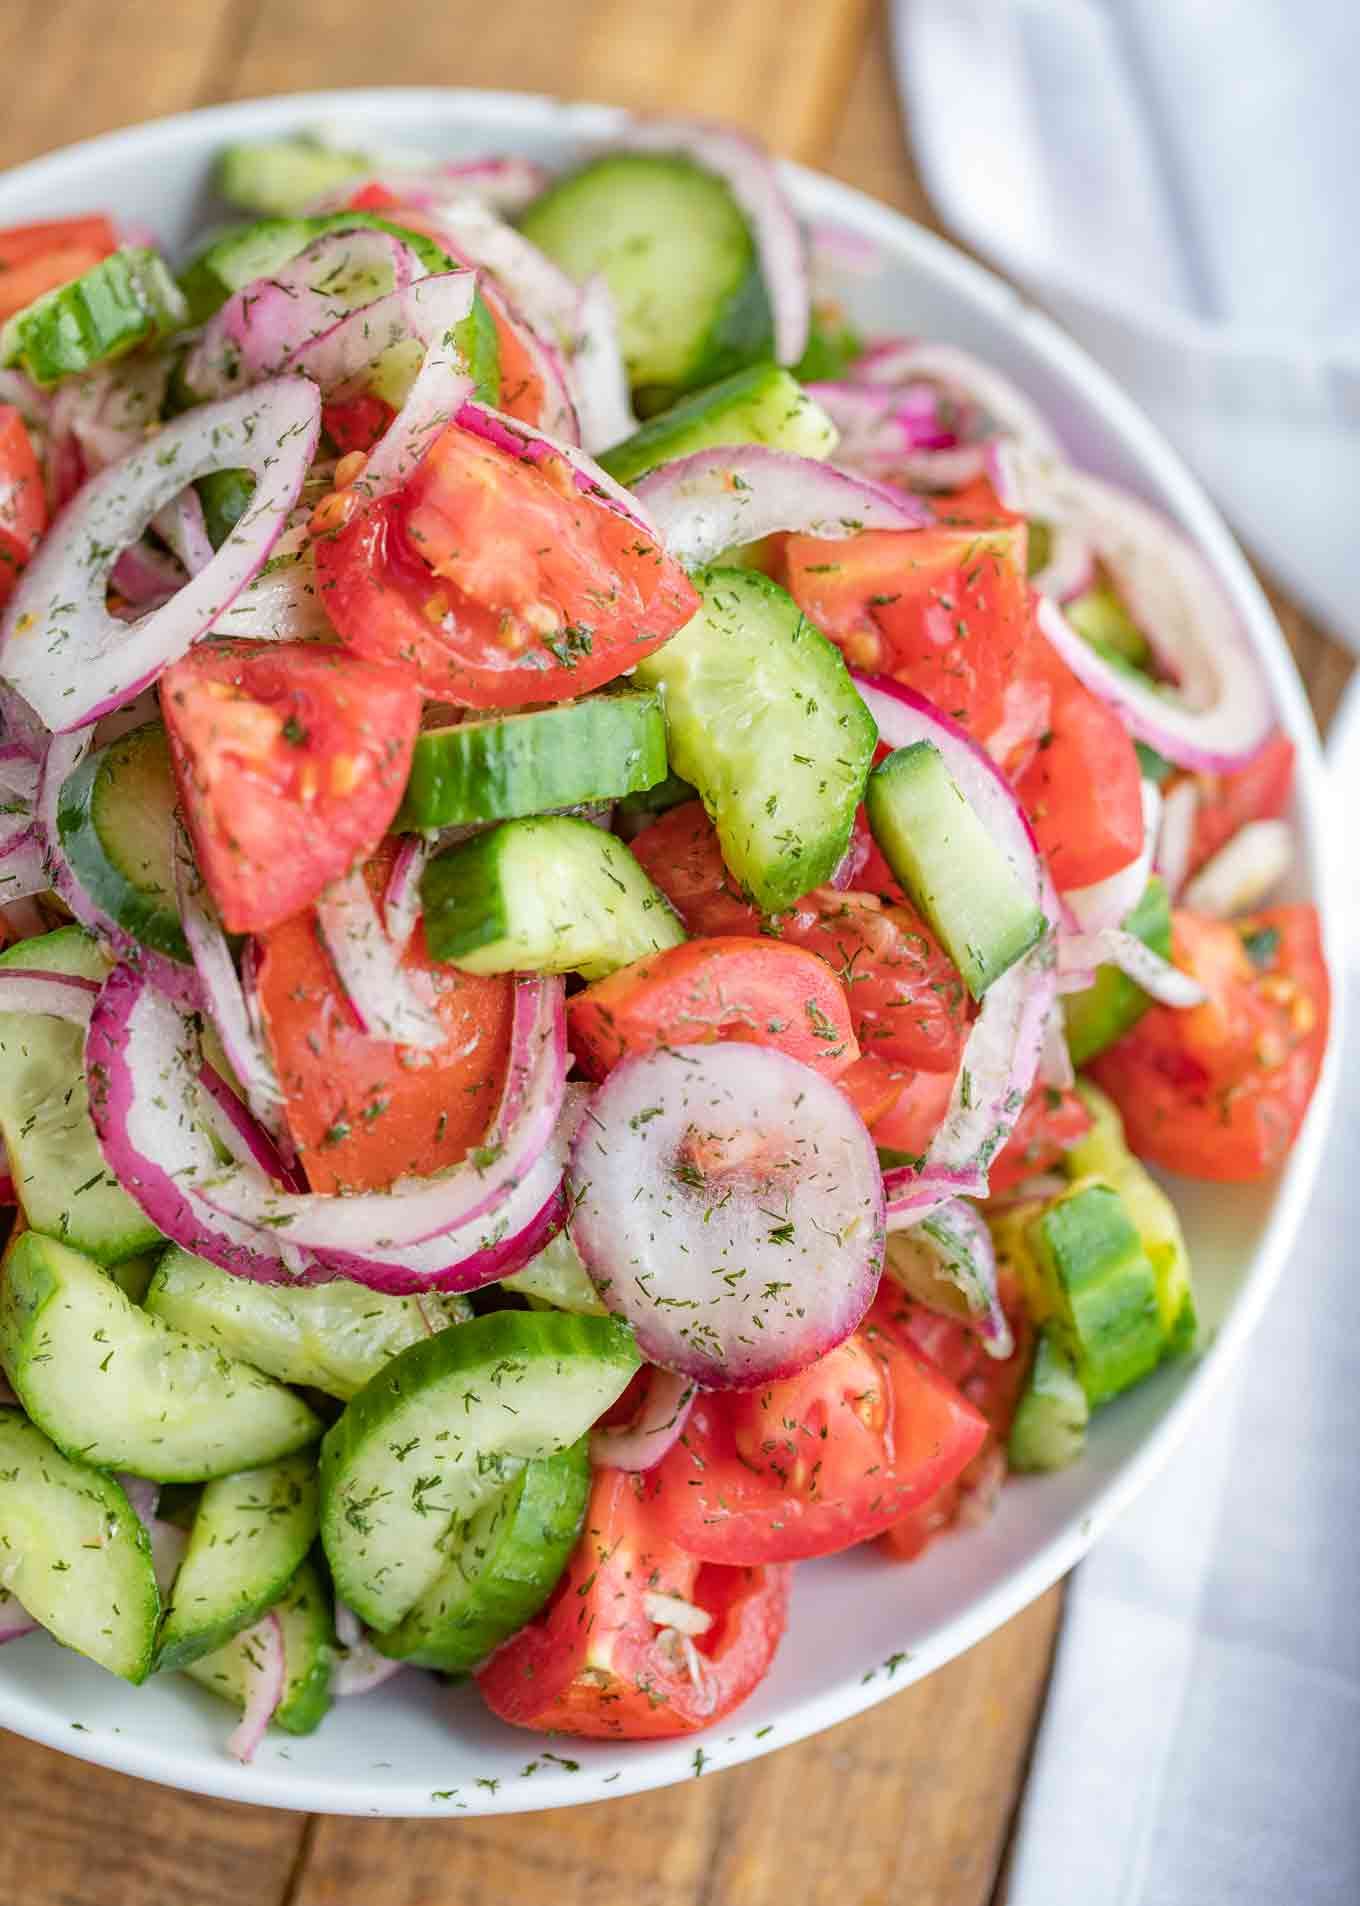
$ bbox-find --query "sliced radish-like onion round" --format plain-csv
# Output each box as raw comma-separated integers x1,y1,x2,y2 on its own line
226,1611,286,1764
381,835,430,954
1155,776,1199,900
590,1366,696,1471
883,1197,1013,1358
1065,779,1161,934
1181,818,1293,920
614,118,809,367
314,867,445,1050
0,1585,38,1645
1058,927,1207,1008
0,967,98,1022
570,275,636,453
332,1601,406,1696
568,1042,884,1389
633,446,930,570
0,381,321,733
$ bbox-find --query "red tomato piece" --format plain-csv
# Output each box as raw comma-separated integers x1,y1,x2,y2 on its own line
1014,639,1144,890
567,937,859,1082
0,215,116,322
312,418,698,708
1187,731,1295,876
629,800,761,936
476,1467,790,1739
322,393,395,456
160,639,421,935
254,846,514,1194
1090,905,1329,1182
988,1084,1092,1195
651,1317,989,1563
868,1062,958,1156
0,405,46,606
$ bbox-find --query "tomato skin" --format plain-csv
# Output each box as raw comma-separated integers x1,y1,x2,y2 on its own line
322,393,395,456
476,1468,790,1738
867,1062,958,1155
313,418,698,709
0,405,46,605
1187,731,1294,875
0,215,117,321
255,847,514,1194
160,639,421,935
988,1085,1091,1195
1014,641,1144,889
1090,905,1329,1182
629,800,761,937
567,936,859,1082
652,1317,988,1563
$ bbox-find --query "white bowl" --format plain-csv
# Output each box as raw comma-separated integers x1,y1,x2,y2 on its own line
0,87,1339,1817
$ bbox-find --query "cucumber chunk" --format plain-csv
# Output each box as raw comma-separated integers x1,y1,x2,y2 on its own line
519,153,773,411
599,364,837,488
1008,1327,1089,1471
1065,578,1150,670
0,927,161,1265
0,1408,159,1682
502,1227,607,1316
57,721,189,966
0,1232,322,1481
634,565,877,912
1063,1082,1196,1353
320,1309,639,1631
421,815,684,979
376,1439,590,1672
396,692,668,831
156,1452,319,1673
866,741,1046,998
183,1556,334,1735
219,138,368,216
1062,877,1171,1066
791,302,863,384
1022,1179,1166,1408
145,1247,471,1400
0,247,188,387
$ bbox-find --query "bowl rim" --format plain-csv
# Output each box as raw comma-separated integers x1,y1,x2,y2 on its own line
0,83,1341,1818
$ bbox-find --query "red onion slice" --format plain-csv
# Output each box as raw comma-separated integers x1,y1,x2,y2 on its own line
314,867,445,1050
1064,779,1161,934
0,824,48,905
475,275,579,444
853,340,1062,455
570,275,636,453
567,1041,885,1389
381,835,429,954
1,381,322,732
416,195,581,348
332,1600,405,1696
1059,927,1208,1009
1181,818,1293,920
0,1585,38,1645
114,1471,189,1596
0,967,98,1022
1155,776,1200,900
883,1162,987,1227
225,1611,286,1764
196,1063,302,1190
614,118,809,367
883,1197,1013,1359
195,976,565,1253
590,1366,696,1471
633,446,930,570
807,379,986,491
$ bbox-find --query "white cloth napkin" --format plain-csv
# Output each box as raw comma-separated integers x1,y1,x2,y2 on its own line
894,0,1360,650
1006,677,1360,1906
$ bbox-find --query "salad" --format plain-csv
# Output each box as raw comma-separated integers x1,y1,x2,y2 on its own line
0,115,1329,1761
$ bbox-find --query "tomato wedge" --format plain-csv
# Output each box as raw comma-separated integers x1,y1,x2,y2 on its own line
255,846,514,1194
0,405,46,606
1187,730,1295,876
567,937,859,1082
867,1061,958,1156
988,1084,1091,1195
1014,639,1144,890
160,639,422,935
312,417,698,708
476,1467,790,1739
0,214,117,322
651,1315,988,1563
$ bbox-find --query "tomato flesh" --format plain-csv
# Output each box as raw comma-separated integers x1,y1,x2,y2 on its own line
476,1467,790,1738
988,1085,1091,1195
313,417,698,708
0,405,46,605
160,639,421,935
0,214,116,322
1014,639,1144,890
1187,730,1295,876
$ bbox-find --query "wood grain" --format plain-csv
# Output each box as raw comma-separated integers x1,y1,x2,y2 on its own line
0,4,1348,1904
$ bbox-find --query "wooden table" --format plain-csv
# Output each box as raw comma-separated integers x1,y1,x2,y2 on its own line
0,4,1348,1902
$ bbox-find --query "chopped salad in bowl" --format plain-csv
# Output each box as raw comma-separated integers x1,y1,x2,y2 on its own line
0,103,1330,1779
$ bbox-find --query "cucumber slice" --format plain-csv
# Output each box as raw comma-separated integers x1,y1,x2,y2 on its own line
1022,1179,1166,1408
1065,578,1150,669
196,468,256,550
57,721,189,966
866,741,1046,998
0,1408,159,1682
396,692,668,831
156,1452,319,1673
599,364,837,488
635,565,877,913
320,1309,638,1631
0,247,187,388
0,927,161,1265
613,768,699,837
519,153,773,411
421,815,684,979
145,1247,471,1400
1063,1082,1196,1353
501,1227,607,1315
375,1439,590,1672
183,1556,334,1735
1007,1327,1089,1471
0,1232,322,1481
1062,877,1171,1066
220,138,368,216
791,303,863,384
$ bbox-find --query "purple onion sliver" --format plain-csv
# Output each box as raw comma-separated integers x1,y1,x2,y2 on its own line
226,1611,286,1763
590,1367,695,1472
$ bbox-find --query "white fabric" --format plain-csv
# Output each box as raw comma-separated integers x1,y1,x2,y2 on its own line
895,0,1360,649
1006,676,1360,1906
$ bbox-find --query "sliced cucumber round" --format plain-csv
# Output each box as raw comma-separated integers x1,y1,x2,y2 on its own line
502,1226,607,1316
0,247,188,387
156,1452,319,1673
1008,1326,1089,1472
57,720,189,965
183,1556,335,1736
599,363,837,488
420,814,684,979
320,1309,638,1632
0,1231,322,1482
396,691,668,831
376,1438,590,1673
0,1408,159,1682
519,152,774,411
219,138,368,217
